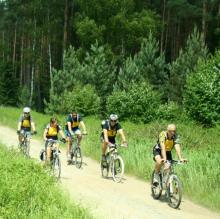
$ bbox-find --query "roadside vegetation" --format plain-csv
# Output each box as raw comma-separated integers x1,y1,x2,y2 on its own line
0,106,219,212
0,142,92,219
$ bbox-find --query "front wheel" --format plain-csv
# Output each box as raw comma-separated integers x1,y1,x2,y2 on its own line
112,155,124,183
52,155,61,179
151,170,162,199
75,146,83,168
167,174,182,209
24,140,30,157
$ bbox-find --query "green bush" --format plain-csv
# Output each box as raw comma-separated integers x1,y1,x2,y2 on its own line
183,51,220,126
45,84,100,116
156,101,181,120
106,82,160,122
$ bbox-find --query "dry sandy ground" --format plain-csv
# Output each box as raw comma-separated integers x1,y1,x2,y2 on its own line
0,125,219,219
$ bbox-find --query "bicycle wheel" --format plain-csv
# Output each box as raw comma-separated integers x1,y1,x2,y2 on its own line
24,140,30,157
101,161,109,178
112,155,124,183
151,170,162,199
75,146,83,168
52,155,61,179
167,174,182,209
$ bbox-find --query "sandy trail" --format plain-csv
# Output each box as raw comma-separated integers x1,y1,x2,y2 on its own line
0,125,219,219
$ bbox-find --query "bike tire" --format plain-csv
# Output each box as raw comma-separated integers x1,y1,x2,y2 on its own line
112,155,124,183
52,155,61,179
75,146,83,169
101,162,109,178
151,170,162,199
167,174,182,209
25,140,30,157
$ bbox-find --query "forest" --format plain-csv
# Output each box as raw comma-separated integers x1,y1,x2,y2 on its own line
0,0,219,125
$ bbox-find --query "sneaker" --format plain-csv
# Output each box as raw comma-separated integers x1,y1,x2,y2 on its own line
153,172,160,186
67,153,71,161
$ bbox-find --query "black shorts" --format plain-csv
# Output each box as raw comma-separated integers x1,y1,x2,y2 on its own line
100,133,116,144
153,145,172,161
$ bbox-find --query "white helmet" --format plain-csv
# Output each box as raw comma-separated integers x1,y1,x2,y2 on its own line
109,114,118,121
23,107,31,113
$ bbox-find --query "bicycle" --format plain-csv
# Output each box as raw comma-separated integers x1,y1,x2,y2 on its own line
101,143,125,183
41,139,63,179
18,130,35,157
68,133,86,168
151,160,186,209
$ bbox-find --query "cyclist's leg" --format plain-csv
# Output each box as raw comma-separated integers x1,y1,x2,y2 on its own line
75,129,82,145
153,147,163,185
153,147,163,172
65,129,72,158
46,142,52,161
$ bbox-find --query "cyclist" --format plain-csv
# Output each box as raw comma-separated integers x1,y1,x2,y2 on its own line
152,124,186,185
101,114,127,167
43,117,66,161
65,111,87,161
17,107,37,145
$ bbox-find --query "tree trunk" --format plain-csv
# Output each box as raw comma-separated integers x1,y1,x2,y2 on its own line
20,33,24,87
202,0,208,41
63,0,68,52
29,18,36,106
12,21,17,73
160,0,166,54
47,6,53,93
2,31,5,62
164,8,169,54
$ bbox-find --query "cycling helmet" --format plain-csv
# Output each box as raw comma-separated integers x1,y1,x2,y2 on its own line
109,114,118,121
23,107,31,113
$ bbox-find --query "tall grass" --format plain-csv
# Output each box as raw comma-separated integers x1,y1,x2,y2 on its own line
0,106,220,211
0,143,92,219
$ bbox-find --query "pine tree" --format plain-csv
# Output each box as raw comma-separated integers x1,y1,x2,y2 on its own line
169,27,209,103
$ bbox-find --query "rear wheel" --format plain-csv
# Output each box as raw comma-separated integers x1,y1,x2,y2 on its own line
151,170,162,199
52,155,61,179
75,146,83,168
167,174,182,209
112,155,124,183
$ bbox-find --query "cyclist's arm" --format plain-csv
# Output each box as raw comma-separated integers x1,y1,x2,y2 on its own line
80,121,87,133
67,121,72,133
174,144,184,160
103,129,109,144
31,121,36,132
59,129,66,139
17,121,22,131
43,129,48,141
118,129,126,143
160,142,167,161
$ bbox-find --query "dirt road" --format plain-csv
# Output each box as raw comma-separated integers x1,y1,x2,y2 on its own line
0,125,219,219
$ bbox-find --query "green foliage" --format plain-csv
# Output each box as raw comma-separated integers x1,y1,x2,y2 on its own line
18,86,30,107
114,56,142,91
114,33,167,96
45,84,100,116
183,51,220,126
75,16,105,49
156,101,181,120
136,32,167,95
0,144,92,218
0,62,18,106
52,46,83,94
107,82,160,122
169,27,209,103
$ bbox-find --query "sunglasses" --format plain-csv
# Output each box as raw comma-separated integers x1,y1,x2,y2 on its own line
110,120,117,122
